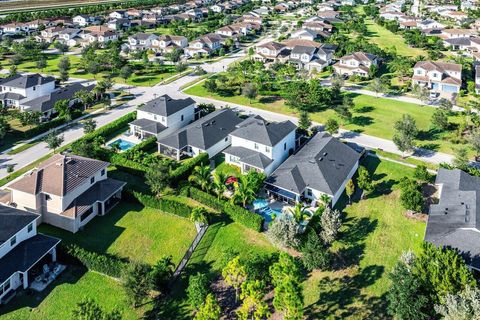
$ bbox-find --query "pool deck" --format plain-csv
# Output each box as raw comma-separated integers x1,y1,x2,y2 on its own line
105,131,142,151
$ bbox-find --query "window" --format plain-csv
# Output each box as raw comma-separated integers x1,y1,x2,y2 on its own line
10,236,16,246
33,86,36,91
224,137,228,142
45,194,51,201
154,115,157,120
284,142,287,150
181,115,184,121
307,189,313,197
254,143,259,150
101,169,105,176
265,146,270,153
27,223,33,233
90,177,95,184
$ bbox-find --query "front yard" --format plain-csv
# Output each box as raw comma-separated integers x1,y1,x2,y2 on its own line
40,202,197,265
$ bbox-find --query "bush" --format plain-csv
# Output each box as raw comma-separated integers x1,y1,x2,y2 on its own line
62,244,126,278
23,110,83,138
125,189,193,218
109,153,148,176
189,187,264,232
123,135,157,156
170,153,209,185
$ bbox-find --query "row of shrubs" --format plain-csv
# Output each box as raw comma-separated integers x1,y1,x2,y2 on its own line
123,188,193,219
170,152,209,185
188,187,264,232
109,153,148,177
61,244,126,279
23,110,84,138
123,135,157,155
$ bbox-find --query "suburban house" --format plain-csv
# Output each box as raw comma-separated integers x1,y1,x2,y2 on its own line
57,28,83,47
185,33,222,57
333,52,378,77
5,154,126,233
440,28,476,40
476,65,480,94
223,116,297,176
158,108,243,160
412,61,462,97
425,168,480,270
288,44,334,72
72,15,99,27
264,132,360,207
81,26,119,46
151,35,188,53
127,33,159,51
253,41,288,63
443,37,480,53
0,206,60,304
129,95,196,139
0,74,55,108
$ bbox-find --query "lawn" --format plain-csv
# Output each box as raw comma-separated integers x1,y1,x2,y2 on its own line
214,162,241,178
185,82,465,155
0,267,140,320
16,54,179,86
39,202,197,265
302,157,426,318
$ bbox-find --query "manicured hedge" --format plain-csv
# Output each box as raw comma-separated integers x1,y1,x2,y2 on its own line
62,244,126,278
124,135,157,155
109,153,148,176
189,187,264,232
23,110,83,138
124,189,193,218
170,152,209,184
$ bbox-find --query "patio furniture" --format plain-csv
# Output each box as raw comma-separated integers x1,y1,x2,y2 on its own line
42,264,49,274
53,265,62,276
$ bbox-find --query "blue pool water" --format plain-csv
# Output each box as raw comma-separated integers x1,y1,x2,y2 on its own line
257,206,283,223
108,139,136,151
253,198,269,210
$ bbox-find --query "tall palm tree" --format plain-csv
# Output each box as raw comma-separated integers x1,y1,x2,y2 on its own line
188,165,211,191
212,171,227,199
287,203,308,223
231,176,256,207
320,194,331,207
190,207,209,225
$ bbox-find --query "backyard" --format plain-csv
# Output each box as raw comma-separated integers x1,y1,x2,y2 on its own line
39,202,197,265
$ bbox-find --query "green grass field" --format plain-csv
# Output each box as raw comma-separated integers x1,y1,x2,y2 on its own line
184,82,465,156
40,202,197,265
0,268,140,320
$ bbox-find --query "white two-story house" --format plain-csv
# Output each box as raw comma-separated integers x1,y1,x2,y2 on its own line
412,61,462,97
0,74,55,108
185,34,222,57
127,33,159,51
151,35,188,53
333,52,378,78
129,95,196,139
6,154,126,233
253,41,288,63
0,206,60,304
223,116,297,176
289,45,334,72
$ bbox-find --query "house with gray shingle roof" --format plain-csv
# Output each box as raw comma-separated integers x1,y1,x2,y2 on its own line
412,60,462,97
5,154,125,233
129,94,196,139
0,73,55,108
223,116,297,175
426,168,480,270
333,51,378,78
158,108,243,160
265,132,360,206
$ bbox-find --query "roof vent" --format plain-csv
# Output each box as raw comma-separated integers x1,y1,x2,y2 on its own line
318,157,323,161
444,211,448,215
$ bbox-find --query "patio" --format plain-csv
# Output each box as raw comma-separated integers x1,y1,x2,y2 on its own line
30,263,66,292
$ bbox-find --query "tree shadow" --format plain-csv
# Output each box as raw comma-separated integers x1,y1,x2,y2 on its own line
258,96,281,104
354,105,374,113
351,115,374,127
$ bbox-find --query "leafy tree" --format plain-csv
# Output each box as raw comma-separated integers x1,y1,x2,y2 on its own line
54,99,72,121
54,41,69,54
44,130,64,153
150,256,174,293
287,202,309,223
0,116,10,142
357,166,374,197
72,298,121,320
393,114,418,157
345,179,355,204
188,165,211,192
434,286,480,320
231,174,257,207
211,171,227,199
194,293,221,320
74,89,95,109
83,118,97,134
320,207,342,245
412,84,429,103
413,165,431,183
325,118,339,134
399,178,423,212
58,56,70,82
242,83,258,103
453,147,469,170
439,98,453,111
301,231,331,271
335,96,353,122
203,79,217,93
190,207,209,225
470,130,480,157
36,56,47,71
431,109,449,131
237,280,270,320
120,65,133,83
18,110,41,129
122,261,152,307
368,77,386,98
267,216,300,249
187,273,210,309
221,256,247,303
298,110,311,133
145,162,171,196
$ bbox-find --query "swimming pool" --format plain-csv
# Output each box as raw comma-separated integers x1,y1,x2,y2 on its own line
253,198,269,210
257,206,283,223
108,139,137,151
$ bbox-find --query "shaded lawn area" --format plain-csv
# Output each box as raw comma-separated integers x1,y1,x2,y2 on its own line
0,117,38,152
16,54,179,86
39,202,197,265
185,82,465,155
303,157,426,319
0,267,140,320
215,162,241,178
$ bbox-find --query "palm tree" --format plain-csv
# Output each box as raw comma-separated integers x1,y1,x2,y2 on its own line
188,165,211,191
320,194,331,207
212,171,227,199
190,207,209,225
287,203,308,223
231,176,256,207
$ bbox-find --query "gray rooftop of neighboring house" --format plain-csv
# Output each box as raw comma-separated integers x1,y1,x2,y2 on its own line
444,37,472,46
21,83,95,113
265,132,360,195
129,118,167,134
0,205,39,246
158,108,243,151
230,116,297,147
131,32,157,40
0,92,25,101
291,45,317,55
425,168,480,269
138,94,195,117
223,146,273,169
0,73,55,89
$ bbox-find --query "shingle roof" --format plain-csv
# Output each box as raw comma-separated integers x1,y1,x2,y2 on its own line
425,168,480,269
158,109,243,150
129,118,167,134
223,146,273,169
230,116,296,146
291,45,317,55
414,60,462,73
0,73,55,89
265,132,360,195
0,205,39,246
138,94,195,117
8,154,109,197
342,51,377,62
